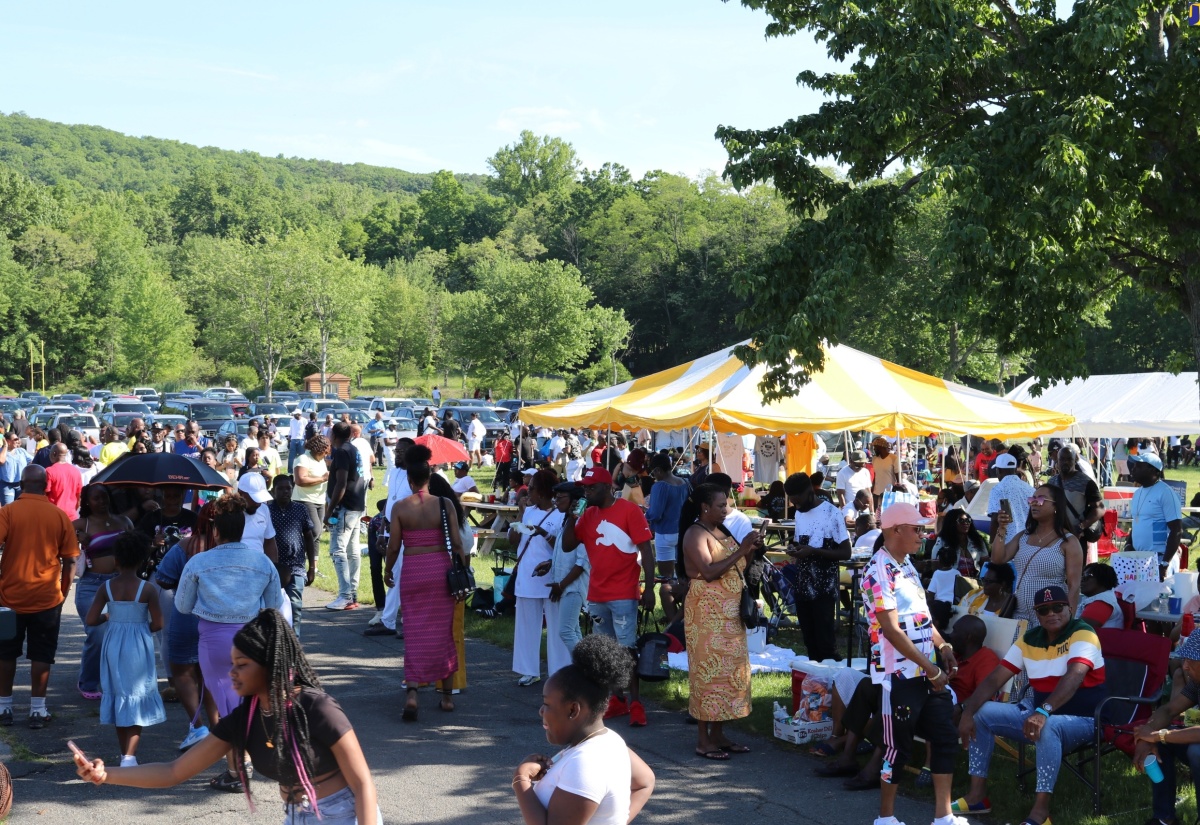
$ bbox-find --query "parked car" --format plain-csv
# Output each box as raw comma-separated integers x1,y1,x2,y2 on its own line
0,399,21,417
89,389,114,403
345,399,372,411
495,399,549,413
50,413,100,443
20,392,49,407
249,403,290,419
411,398,434,409
101,412,143,438
159,400,236,438
224,394,251,418
149,414,187,433
436,406,506,450
297,398,350,416
216,420,252,440
131,386,158,397
368,397,415,414
107,401,153,417
384,416,419,442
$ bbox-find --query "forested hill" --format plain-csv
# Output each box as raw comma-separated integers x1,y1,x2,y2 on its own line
0,111,485,195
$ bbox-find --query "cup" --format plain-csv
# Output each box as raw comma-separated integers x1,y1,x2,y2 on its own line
488,494,496,503
1144,753,1164,783
1170,597,1183,614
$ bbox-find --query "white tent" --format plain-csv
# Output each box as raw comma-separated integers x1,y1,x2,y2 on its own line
1006,373,1200,438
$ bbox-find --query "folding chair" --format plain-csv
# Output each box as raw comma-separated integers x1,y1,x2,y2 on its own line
1015,628,1170,814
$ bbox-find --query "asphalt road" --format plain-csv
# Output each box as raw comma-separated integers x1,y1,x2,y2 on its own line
2,587,939,825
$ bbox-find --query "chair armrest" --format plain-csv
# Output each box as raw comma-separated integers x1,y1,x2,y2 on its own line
1094,694,1158,725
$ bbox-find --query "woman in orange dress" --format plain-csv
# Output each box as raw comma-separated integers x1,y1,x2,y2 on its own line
680,483,759,760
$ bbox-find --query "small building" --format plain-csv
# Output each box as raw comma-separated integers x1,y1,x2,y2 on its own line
303,372,351,399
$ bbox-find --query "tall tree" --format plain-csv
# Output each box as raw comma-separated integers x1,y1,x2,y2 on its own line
116,266,195,384
417,171,469,251
371,250,448,386
718,0,1199,401
455,256,594,398
487,131,579,207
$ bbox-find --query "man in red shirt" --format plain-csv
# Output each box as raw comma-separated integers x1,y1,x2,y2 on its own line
492,432,513,493
562,465,656,726
972,440,996,481
44,443,82,520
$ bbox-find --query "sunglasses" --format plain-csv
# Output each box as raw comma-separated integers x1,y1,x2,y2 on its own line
1035,603,1067,616
1027,495,1050,505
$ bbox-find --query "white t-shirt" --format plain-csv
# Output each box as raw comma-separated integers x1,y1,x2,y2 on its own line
514,506,563,598
351,437,374,470
723,507,754,544
549,435,565,459
451,476,477,495
853,528,881,552
928,568,960,603
242,505,277,553
509,420,523,441
533,729,631,825
240,435,258,454
288,417,306,440
468,419,487,443
836,465,872,504
987,474,1035,543
385,467,412,521
754,436,781,483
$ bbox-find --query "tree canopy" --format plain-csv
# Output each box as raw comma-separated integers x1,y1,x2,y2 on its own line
718,0,1198,401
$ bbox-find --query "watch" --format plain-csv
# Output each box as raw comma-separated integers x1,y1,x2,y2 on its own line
1159,728,1169,744
1035,703,1053,718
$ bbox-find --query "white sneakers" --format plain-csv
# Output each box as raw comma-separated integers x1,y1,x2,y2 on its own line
324,597,352,610
367,610,383,626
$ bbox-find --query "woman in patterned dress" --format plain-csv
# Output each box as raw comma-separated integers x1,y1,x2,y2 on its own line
679,483,760,760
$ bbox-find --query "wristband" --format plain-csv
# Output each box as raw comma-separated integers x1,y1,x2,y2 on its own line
1034,707,1051,719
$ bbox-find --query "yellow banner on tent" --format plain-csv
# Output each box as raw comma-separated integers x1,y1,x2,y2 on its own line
520,341,1074,438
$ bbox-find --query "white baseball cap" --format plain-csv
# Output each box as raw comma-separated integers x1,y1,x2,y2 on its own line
237,472,273,504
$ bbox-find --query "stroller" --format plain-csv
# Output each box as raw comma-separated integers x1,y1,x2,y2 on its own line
758,561,799,643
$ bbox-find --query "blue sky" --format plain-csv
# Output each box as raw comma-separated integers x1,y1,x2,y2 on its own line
0,1,836,178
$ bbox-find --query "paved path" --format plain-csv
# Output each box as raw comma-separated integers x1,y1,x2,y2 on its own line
3,588,938,824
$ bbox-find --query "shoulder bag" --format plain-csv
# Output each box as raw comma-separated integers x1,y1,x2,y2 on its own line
1050,476,1104,543
441,498,475,600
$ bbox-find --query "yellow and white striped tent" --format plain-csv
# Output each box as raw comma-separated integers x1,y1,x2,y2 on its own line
520,341,1073,438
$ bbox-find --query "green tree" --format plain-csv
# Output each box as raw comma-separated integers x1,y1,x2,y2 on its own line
417,171,468,251
116,266,195,384
358,198,422,264
718,0,1199,401
486,131,579,207
456,256,594,398
293,232,376,391
371,250,448,385
171,165,286,244
0,165,63,241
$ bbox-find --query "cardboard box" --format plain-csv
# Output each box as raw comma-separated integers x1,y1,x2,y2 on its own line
773,716,834,745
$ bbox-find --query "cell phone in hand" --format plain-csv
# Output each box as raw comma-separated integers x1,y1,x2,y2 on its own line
67,739,87,762
999,498,1013,519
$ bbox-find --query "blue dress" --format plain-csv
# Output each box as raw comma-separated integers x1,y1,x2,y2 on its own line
99,579,167,728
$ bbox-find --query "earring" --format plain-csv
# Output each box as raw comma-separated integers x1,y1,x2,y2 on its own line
569,712,575,719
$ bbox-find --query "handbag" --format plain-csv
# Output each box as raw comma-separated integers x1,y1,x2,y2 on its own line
1050,477,1104,543
441,498,476,599
738,562,760,629
635,632,672,682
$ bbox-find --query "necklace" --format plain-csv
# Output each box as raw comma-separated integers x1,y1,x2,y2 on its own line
1028,527,1056,546
551,728,606,765
258,704,275,747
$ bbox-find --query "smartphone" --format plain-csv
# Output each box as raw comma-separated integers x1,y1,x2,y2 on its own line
67,739,87,762
1000,498,1013,519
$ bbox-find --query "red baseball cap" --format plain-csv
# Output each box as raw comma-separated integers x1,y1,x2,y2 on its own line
580,466,613,486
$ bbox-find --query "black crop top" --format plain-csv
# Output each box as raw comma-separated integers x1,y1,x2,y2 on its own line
212,688,353,784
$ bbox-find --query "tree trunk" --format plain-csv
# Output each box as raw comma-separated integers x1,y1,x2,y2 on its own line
514,374,524,399
1182,272,1200,413
945,323,960,382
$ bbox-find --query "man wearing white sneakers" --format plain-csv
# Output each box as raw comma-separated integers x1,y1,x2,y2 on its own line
861,502,965,825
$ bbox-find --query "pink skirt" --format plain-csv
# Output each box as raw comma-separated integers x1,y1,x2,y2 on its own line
400,553,458,683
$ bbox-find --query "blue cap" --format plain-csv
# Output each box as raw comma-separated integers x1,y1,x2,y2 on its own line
1034,585,1069,607
1129,452,1164,471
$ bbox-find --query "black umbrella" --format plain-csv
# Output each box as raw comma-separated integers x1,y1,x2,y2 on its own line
89,452,232,490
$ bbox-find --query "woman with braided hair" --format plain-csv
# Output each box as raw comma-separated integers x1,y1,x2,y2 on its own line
75,609,381,824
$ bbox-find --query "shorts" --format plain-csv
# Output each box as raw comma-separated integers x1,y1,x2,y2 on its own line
468,438,482,451
589,599,639,648
880,674,958,783
654,533,679,564
0,604,64,664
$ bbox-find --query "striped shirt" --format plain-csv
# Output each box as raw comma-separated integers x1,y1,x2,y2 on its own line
1001,619,1106,716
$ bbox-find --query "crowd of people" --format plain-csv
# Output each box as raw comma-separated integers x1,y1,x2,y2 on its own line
4,394,1200,824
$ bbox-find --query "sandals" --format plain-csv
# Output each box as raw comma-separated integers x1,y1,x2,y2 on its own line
439,697,455,712
695,748,730,760
1020,819,1050,825
809,741,838,757
402,689,419,722
208,770,243,793
720,743,751,754
951,798,992,815
915,767,933,788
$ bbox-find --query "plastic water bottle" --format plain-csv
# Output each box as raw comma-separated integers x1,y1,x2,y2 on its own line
1145,754,1164,783
773,702,790,722
328,515,339,527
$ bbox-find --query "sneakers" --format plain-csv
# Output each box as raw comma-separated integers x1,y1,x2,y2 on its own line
0,708,11,727
874,817,906,825
367,610,383,626
363,624,393,636
179,724,210,750
931,817,970,825
28,709,51,729
517,675,541,687
604,696,629,720
346,601,360,610
628,700,647,727
324,597,352,610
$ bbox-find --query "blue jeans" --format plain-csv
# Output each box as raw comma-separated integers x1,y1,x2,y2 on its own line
74,572,117,693
556,590,585,653
589,599,638,647
0,485,18,506
288,439,305,472
283,568,306,638
968,700,1095,793
283,784,383,824
1152,742,1200,821
328,509,364,602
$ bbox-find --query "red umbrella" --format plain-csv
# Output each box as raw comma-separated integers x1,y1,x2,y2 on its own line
414,433,469,465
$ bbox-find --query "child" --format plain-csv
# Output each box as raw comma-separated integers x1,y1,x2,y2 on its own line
926,547,959,631
86,531,166,766
364,499,392,636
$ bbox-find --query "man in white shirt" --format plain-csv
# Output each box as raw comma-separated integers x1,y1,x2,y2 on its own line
835,449,873,508
431,386,441,406
240,419,260,454
466,412,487,468
784,471,851,662
287,409,306,471
380,438,414,633
986,453,1035,544
236,473,279,558
350,423,375,490
422,409,442,437
451,462,479,496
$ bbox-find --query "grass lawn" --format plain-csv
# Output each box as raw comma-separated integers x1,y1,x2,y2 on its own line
308,458,1192,825
354,364,568,402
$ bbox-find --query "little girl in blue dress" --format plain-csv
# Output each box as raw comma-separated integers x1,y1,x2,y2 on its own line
86,531,166,766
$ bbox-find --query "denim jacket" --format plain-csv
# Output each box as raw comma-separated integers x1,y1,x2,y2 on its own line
175,541,282,623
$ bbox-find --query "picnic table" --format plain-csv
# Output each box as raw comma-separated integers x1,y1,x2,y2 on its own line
461,500,519,557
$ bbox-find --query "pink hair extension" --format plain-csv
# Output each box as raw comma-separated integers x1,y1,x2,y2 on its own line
240,697,258,815
283,698,321,820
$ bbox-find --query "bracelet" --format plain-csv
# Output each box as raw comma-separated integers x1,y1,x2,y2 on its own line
926,667,942,681
938,643,953,652
512,776,533,788
1159,728,1169,744
1034,707,1051,719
